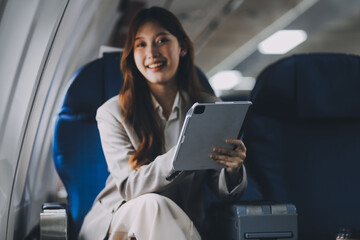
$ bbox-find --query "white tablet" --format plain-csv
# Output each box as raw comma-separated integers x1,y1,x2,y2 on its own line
172,101,252,171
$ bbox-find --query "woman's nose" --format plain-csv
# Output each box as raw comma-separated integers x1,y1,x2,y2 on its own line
146,44,160,58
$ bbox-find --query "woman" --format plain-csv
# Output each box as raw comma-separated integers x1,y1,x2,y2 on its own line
79,7,247,240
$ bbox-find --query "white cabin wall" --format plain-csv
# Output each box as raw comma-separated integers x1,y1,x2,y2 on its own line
0,0,122,238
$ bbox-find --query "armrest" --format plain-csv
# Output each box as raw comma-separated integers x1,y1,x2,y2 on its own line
40,203,68,240
207,202,298,240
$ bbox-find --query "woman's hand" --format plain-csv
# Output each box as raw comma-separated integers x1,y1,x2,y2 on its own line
210,139,246,174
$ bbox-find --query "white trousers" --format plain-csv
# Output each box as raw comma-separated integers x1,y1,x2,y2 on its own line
108,193,201,240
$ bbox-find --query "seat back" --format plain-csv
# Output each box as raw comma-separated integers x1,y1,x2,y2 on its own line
52,51,214,238
53,52,123,237
242,53,360,239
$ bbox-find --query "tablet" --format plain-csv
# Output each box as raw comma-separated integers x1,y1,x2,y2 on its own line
172,101,252,171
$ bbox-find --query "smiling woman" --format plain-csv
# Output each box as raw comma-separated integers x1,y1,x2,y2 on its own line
78,6,247,240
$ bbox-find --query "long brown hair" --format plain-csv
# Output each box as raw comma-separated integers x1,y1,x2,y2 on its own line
120,7,205,169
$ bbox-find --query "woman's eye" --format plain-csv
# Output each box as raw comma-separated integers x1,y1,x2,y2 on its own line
135,42,145,48
156,38,168,44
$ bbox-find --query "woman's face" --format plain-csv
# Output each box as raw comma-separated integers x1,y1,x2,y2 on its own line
133,21,183,88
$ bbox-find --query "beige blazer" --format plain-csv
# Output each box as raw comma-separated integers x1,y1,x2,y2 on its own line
78,92,247,239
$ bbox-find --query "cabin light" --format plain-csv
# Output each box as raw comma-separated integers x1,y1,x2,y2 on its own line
233,77,255,91
209,70,242,91
258,30,307,54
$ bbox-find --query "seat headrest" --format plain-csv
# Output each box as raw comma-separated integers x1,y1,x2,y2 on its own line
252,53,360,119
60,52,123,120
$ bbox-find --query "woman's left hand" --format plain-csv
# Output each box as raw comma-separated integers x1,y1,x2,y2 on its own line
210,139,246,173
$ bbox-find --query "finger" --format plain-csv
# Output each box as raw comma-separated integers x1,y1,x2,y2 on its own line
212,147,246,159
210,153,246,163
226,139,246,151
214,159,243,169
212,147,237,156
210,154,233,162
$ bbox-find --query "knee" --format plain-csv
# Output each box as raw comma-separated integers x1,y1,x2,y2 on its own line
121,193,179,217
136,193,169,209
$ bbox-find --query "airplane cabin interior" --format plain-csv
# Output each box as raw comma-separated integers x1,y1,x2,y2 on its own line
0,0,360,239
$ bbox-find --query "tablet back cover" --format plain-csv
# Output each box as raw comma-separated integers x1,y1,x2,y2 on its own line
172,101,251,170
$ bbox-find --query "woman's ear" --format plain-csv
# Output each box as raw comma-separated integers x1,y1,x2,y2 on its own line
180,43,188,57
180,49,187,57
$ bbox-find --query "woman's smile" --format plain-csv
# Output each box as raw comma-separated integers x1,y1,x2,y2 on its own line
146,60,166,71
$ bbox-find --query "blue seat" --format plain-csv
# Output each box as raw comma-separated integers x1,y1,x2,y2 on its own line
52,52,123,238
242,53,360,239
52,51,214,238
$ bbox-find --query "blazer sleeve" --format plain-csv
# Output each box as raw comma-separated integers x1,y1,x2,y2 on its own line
207,167,247,202
96,99,180,202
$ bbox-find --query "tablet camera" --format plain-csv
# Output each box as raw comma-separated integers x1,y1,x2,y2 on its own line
194,105,205,114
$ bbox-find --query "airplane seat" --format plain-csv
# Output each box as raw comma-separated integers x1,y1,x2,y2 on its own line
52,52,123,238
242,53,360,240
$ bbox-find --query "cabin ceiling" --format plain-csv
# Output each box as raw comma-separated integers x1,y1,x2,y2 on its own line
123,0,360,78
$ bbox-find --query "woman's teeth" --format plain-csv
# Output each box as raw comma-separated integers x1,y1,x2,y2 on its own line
148,62,165,68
